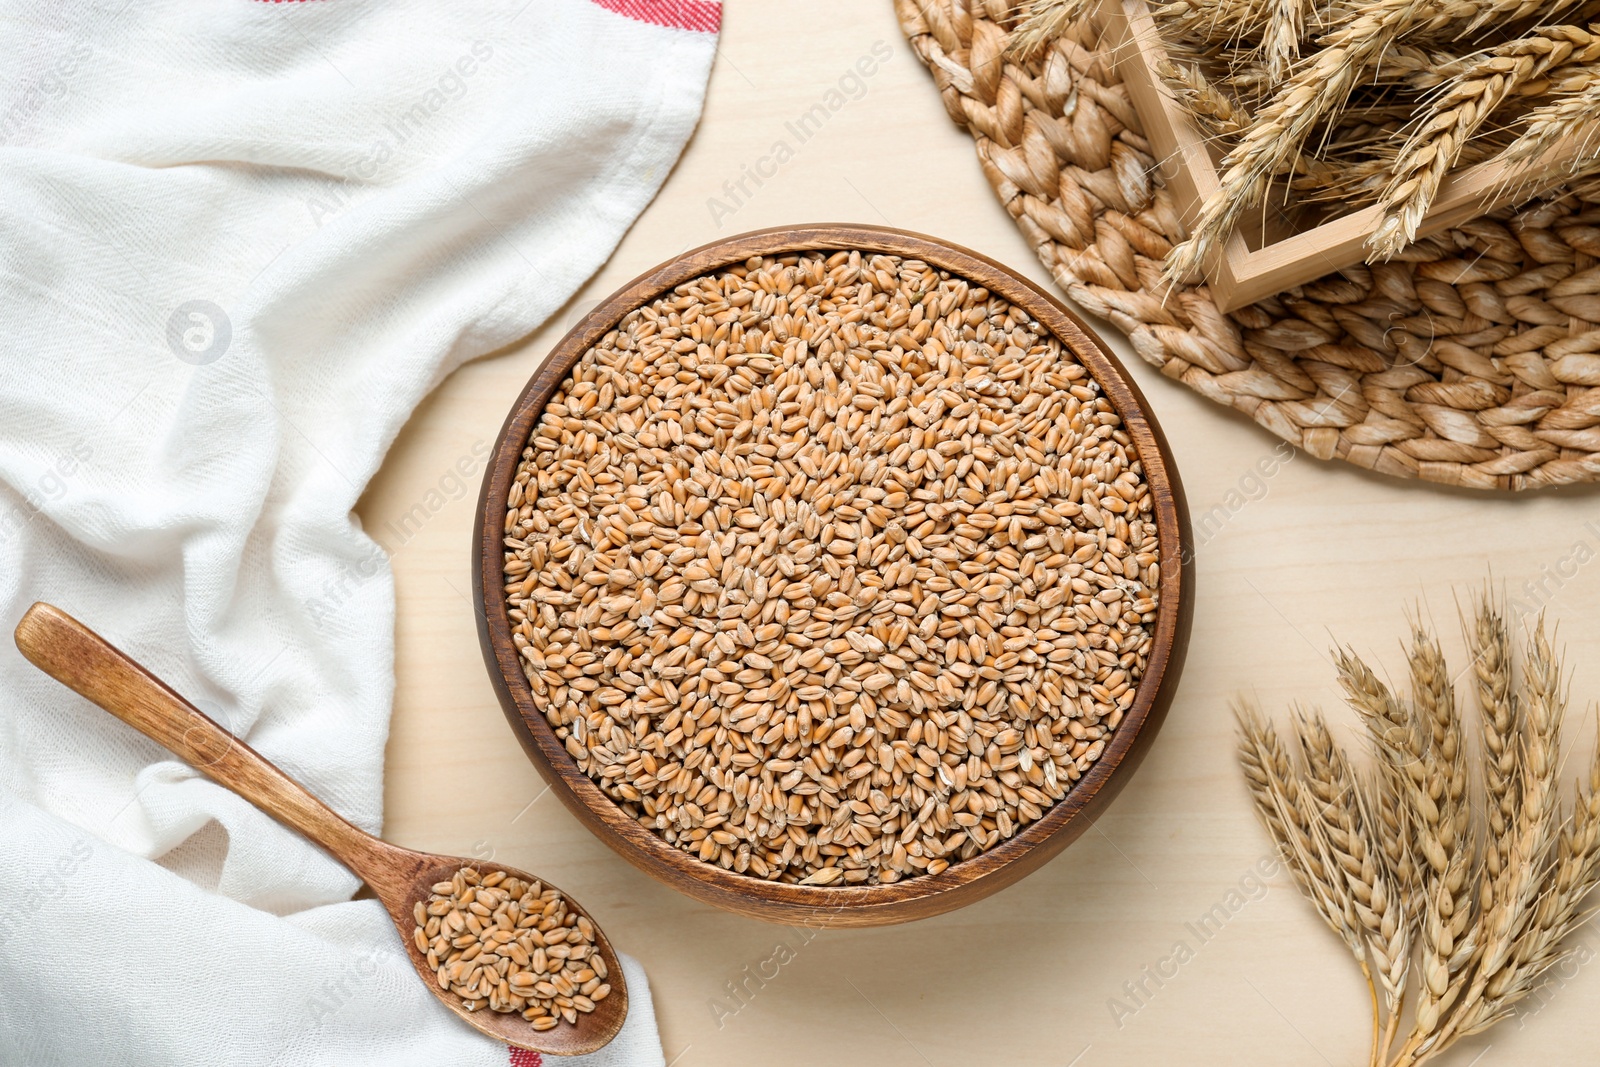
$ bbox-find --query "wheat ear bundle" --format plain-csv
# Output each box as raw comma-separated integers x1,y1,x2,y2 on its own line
1238,594,1600,1067
1010,0,1600,281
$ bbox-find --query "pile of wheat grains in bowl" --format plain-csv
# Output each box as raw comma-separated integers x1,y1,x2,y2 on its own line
503,250,1158,886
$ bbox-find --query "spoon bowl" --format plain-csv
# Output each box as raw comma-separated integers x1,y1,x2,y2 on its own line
380,851,628,1054
13,602,628,1056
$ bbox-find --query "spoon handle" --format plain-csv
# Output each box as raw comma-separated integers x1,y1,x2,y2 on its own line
14,602,391,875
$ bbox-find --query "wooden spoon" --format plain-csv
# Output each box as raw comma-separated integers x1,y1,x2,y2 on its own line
13,602,628,1056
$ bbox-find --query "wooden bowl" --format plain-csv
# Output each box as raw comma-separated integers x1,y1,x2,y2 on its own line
473,225,1193,927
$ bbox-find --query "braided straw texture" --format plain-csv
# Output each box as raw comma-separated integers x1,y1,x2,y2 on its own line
897,0,1600,489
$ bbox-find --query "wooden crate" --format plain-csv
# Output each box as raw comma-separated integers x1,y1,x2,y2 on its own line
1098,0,1589,312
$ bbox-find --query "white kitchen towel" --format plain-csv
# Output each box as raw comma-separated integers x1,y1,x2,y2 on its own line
0,1,717,1064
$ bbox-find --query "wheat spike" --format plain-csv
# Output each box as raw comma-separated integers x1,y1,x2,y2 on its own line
1295,156,1397,207
1294,709,1410,1062
1407,626,1472,900
1165,0,1565,279
1501,64,1600,181
1159,58,1363,187
1236,699,1301,865
1475,716,1600,1025
1337,647,1426,817
1157,58,1254,137
1458,0,1584,36
1369,761,1421,914
1417,618,1564,1060
1008,0,1089,59
1151,0,1274,43
1337,638,1476,1044
1236,703,1366,959
1369,27,1600,259
1468,594,1520,889
1457,634,1579,1036
1404,627,1478,1042
1258,0,1308,81
1294,707,1375,930
1367,763,1417,1062
1337,652,1427,908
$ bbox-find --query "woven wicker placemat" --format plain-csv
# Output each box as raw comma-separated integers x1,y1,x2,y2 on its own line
897,0,1600,490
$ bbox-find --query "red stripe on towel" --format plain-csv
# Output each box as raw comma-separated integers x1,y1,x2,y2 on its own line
589,0,721,33
508,1049,543,1067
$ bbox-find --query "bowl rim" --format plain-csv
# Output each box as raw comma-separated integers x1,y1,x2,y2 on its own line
473,223,1192,923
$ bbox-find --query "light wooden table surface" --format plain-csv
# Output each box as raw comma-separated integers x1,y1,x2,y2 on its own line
359,4,1600,1064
